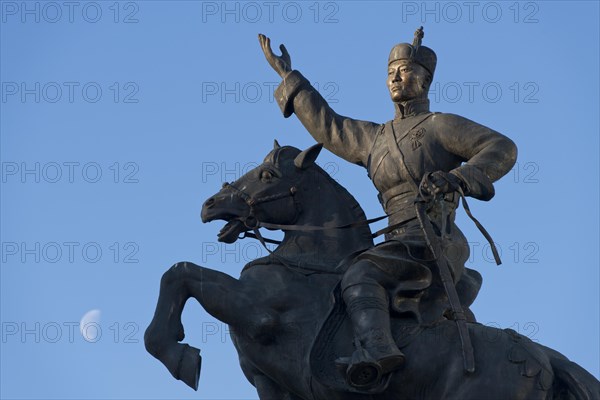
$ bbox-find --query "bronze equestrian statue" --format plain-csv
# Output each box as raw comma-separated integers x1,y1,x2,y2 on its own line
259,26,514,385
144,28,600,399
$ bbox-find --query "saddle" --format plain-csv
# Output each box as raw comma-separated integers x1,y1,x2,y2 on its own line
309,269,482,394
309,284,423,394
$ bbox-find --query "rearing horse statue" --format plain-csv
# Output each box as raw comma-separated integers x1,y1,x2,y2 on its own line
145,143,600,400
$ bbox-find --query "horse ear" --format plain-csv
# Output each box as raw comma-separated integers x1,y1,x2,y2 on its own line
273,139,281,149
294,143,323,170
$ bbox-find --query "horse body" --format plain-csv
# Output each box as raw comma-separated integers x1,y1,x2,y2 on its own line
232,267,551,400
233,264,339,398
145,143,600,399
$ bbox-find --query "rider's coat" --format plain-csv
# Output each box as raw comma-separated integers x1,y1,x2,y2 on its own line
274,70,517,322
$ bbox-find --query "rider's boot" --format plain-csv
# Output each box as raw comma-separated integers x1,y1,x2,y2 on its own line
337,283,405,386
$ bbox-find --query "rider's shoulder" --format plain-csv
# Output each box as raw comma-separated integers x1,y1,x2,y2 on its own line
430,112,479,127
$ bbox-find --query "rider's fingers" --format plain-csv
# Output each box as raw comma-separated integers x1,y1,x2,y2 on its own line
431,181,447,194
260,35,272,57
280,44,290,59
265,37,274,55
430,171,443,180
430,178,443,188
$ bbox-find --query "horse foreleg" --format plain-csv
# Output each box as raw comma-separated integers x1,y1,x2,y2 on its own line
145,261,274,390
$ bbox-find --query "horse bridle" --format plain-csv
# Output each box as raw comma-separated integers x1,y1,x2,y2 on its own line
221,182,299,230
221,181,500,265
221,180,389,244
220,180,388,270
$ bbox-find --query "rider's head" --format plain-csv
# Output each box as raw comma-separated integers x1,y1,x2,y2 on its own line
386,27,436,103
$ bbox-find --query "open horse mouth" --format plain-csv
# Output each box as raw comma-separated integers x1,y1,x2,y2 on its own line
201,204,250,244
217,219,247,243
201,189,253,243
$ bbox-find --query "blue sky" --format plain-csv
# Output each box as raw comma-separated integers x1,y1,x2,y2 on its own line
1,1,598,399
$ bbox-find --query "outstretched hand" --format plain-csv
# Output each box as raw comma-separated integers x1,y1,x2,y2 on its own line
258,34,292,78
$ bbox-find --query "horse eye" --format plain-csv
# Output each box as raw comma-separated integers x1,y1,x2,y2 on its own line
260,170,273,181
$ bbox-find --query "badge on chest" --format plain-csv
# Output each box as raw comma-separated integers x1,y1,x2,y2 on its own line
409,127,426,150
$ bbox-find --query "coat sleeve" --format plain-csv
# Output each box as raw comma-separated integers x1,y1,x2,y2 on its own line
274,70,380,167
432,113,518,201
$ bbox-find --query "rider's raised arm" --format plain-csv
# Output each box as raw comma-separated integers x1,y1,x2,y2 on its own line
433,113,518,201
274,70,380,168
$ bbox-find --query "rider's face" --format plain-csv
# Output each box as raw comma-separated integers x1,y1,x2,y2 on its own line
387,60,429,103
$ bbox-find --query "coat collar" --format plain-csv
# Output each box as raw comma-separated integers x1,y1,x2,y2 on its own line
394,98,431,119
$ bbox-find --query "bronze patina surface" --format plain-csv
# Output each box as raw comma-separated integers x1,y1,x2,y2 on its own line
145,28,600,399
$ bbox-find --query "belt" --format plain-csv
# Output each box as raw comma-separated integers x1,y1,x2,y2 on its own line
378,183,414,212
378,183,459,227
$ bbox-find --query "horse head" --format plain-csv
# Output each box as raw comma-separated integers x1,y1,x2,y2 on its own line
201,141,373,271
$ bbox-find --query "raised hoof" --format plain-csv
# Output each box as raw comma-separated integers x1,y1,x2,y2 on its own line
177,344,202,391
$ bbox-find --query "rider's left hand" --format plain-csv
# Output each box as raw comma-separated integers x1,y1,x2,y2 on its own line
419,171,465,197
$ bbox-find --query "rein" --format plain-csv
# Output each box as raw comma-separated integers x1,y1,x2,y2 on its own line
224,181,390,239
224,181,500,266
222,182,298,209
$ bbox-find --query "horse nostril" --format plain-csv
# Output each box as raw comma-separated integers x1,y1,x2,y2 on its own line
205,197,215,208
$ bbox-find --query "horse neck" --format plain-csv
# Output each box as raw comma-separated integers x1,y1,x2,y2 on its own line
273,169,372,269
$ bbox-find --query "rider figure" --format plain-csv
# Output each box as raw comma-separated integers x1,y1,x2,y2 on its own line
259,28,517,386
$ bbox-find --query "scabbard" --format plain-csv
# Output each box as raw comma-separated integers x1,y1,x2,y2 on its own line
414,200,475,374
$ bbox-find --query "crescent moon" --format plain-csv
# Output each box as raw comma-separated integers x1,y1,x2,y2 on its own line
79,309,101,342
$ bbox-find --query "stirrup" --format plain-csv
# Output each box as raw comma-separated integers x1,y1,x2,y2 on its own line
346,359,383,388
335,348,383,389
335,345,405,388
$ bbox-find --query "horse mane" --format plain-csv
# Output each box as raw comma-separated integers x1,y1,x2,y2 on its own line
265,145,373,246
